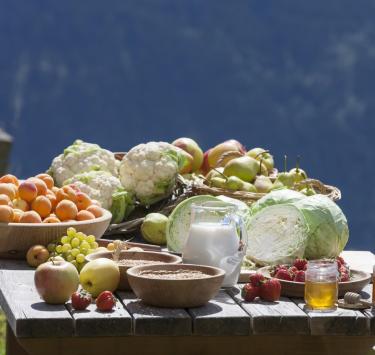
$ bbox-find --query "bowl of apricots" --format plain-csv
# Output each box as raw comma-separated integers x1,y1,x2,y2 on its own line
0,174,112,259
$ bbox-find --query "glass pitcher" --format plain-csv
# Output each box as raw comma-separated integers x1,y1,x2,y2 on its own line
182,201,247,287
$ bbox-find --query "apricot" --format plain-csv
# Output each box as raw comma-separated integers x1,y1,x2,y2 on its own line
13,199,30,211
56,186,77,203
0,205,14,223
31,196,52,218
35,174,54,190
0,174,19,186
86,205,104,218
76,210,95,221
51,186,59,195
55,200,78,221
0,194,11,206
0,183,17,200
18,181,38,202
27,178,47,196
43,216,61,223
46,192,57,210
12,209,24,223
19,210,42,223
75,192,92,211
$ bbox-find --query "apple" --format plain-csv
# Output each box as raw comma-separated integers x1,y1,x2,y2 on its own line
247,147,274,172
173,146,194,174
200,149,212,175
207,140,246,170
79,258,120,297
172,137,204,172
26,245,50,267
34,260,79,304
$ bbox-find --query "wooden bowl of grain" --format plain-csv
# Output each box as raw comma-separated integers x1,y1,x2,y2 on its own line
127,263,225,308
86,250,182,291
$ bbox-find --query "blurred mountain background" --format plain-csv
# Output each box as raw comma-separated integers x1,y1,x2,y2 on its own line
0,1,374,251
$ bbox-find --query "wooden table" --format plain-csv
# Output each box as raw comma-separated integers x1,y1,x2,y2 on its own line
1,252,375,355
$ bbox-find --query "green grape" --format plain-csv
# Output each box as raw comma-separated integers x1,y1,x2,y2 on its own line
76,232,85,241
71,237,80,248
90,241,99,249
80,241,90,250
55,245,63,254
71,248,80,257
47,243,56,253
76,254,85,263
66,254,74,262
62,244,72,253
61,236,69,244
67,227,77,238
87,235,96,243
70,260,78,269
80,248,89,255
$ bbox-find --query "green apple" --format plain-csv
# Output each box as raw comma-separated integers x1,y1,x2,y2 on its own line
141,213,168,245
34,260,79,304
80,258,120,297
223,156,259,182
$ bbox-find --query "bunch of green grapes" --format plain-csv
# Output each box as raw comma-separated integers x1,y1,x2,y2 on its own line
47,227,99,271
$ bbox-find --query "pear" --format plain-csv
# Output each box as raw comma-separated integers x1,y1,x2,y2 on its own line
300,186,316,196
275,172,294,188
289,167,307,184
225,176,245,191
223,156,259,182
242,181,257,193
205,167,225,181
247,148,274,173
210,177,227,189
254,175,273,193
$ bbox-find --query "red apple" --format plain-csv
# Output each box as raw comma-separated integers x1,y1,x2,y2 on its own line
173,146,194,174
26,245,50,267
200,149,212,175
34,260,79,304
172,137,204,172
207,140,246,171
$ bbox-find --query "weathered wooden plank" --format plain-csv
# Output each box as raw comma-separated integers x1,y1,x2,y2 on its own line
65,295,132,337
228,286,309,334
293,298,369,335
188,290,250,335
0,261,74,338
361,284,375,335
117,291,192,336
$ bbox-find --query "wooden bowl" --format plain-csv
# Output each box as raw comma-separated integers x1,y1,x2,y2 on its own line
86,250,182,291
258,267,371,298
0,209,112,259
127,263,225,308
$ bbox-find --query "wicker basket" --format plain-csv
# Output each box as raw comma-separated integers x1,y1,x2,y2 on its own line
191,178,341,205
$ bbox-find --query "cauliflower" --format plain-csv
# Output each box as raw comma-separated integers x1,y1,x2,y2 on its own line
119,141,181,206
49,140,118,186
64,171,135,223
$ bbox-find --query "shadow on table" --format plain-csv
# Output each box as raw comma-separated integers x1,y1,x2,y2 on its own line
0,259,31,271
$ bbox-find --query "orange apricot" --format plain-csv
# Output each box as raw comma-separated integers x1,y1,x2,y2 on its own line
35,173,54,190
76,210,95,221
13,199,30,211
86,205,104,218
0,183,17,200
75,192,92,211
43,216,61,223
0,174,19,186
18,181,38,202
19,210,42,223
0,194,11,206
46,193,57,210
12,209,24,223
51,186,59,194
27,178,47,196
56,186,77,203
31,196,52,218
55,200,78,221
0,205,14,223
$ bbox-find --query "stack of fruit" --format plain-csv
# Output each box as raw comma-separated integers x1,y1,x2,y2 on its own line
0,173,105,223
241,274,281,302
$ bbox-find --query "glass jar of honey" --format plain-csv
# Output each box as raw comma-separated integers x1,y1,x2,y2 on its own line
304,260,338,311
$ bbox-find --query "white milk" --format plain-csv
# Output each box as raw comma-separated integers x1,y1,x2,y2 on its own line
182,222,242,287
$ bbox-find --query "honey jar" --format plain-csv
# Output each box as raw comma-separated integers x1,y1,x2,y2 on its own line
304,260,338,311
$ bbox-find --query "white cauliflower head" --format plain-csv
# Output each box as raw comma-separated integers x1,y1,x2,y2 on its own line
119,141,180,205
63,171,122,210
49,140,118,186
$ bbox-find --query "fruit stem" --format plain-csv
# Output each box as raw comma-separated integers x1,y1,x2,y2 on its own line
212,168,228,181
258,157,264,175
284,155,287,173
255,150,270,160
